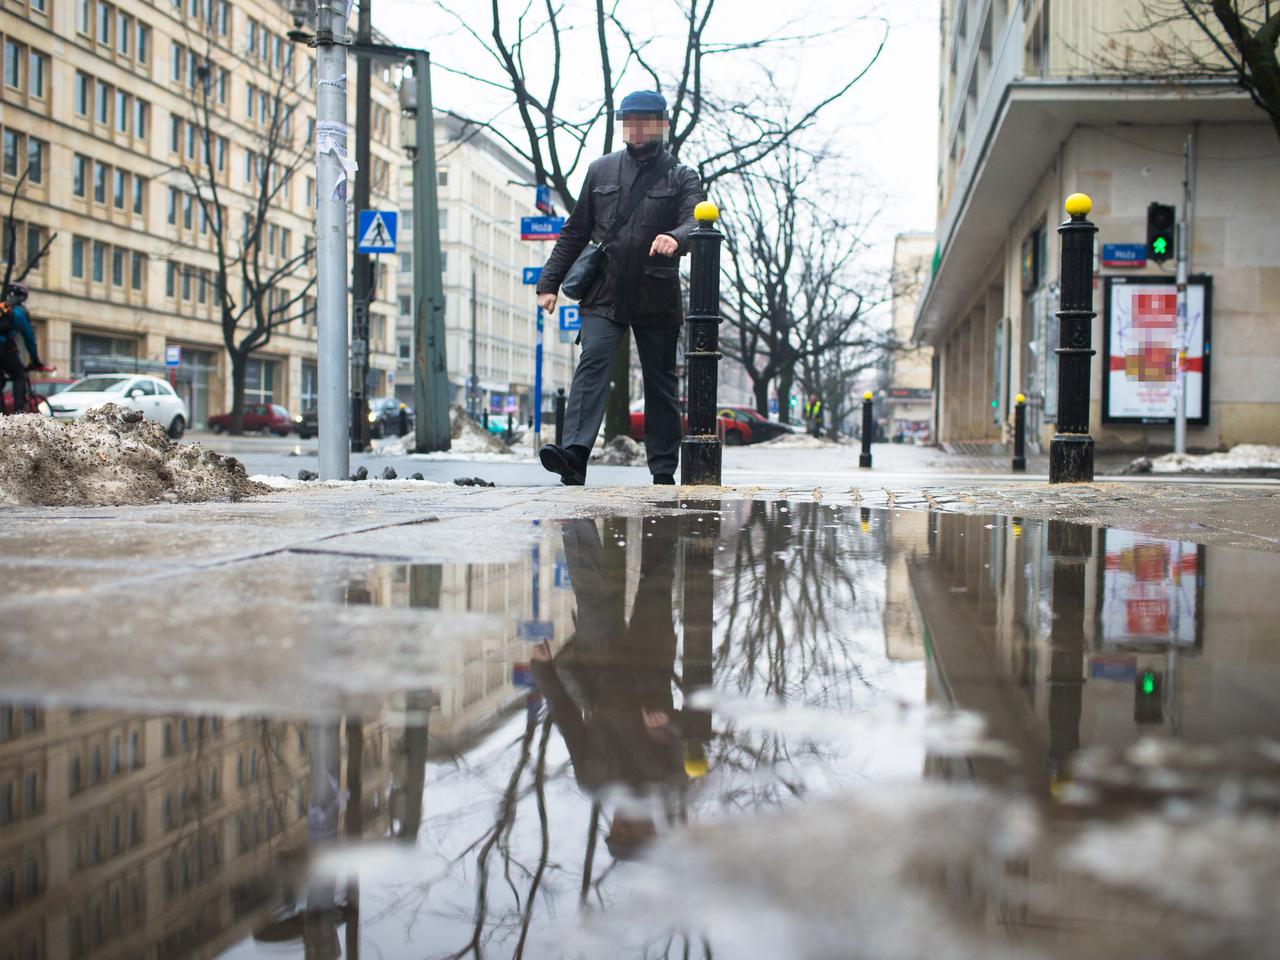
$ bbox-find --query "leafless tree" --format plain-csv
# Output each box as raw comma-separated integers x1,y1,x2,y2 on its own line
1093,1,1280,142
2,168,58,293
431,0,885,437
719,140,891,425
178,18,315,433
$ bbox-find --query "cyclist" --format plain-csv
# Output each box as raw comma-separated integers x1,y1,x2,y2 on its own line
1,282,46,415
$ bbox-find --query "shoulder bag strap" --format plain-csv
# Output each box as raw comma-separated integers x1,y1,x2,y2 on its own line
599,153,677,250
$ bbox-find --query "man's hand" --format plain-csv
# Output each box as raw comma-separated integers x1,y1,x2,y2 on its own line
537,292,557,315
649,234,677,257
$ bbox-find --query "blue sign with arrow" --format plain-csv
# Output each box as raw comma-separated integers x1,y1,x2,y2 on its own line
356,210,397,254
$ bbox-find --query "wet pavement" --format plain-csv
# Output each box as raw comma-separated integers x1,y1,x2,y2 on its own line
3,496,1280,958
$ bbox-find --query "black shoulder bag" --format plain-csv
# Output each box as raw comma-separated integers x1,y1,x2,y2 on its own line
561,154,676,301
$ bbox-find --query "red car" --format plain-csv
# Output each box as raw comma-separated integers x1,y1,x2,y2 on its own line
1,376,74,414
628,405,747,444
208,402,295,436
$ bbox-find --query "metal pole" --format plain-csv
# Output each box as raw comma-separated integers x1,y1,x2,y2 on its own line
680,202,725,485
469,268,478,419
1012,392,1027,471
1174,130,1195,455
859,391,873,468
411,51,450,452
315,0,350,481
533,305,544,452
351,0,372,454
1049,193,1098,484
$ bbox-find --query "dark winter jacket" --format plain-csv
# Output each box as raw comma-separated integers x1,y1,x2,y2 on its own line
536,148,703,327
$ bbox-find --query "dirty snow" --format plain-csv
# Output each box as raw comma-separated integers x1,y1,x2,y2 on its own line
0,405,268,506
369,406,514,459
250,475,441,490
760,432,839,450
1148,444,1280,474
591,435,647,465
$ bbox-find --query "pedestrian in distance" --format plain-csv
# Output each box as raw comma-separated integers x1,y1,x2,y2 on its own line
0,282,47,415
804,394,823,439
535,90,704,486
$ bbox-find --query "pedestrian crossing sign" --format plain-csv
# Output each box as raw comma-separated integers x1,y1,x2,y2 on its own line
357,210,398,253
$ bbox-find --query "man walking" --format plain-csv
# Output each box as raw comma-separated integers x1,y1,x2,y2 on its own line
535,90,703,485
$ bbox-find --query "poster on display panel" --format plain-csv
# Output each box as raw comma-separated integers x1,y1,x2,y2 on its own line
1102,276,1212,424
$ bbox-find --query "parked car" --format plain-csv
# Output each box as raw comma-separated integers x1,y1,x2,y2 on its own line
297,408,318,439
208,402,295,436
47,374,189,438
718,405,797,445
1,376,74,414
627,404,743,444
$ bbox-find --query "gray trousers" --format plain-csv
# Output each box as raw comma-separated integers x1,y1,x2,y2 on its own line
563,312,682,476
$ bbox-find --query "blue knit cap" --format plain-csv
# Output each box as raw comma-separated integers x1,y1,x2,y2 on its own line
616,90,668,117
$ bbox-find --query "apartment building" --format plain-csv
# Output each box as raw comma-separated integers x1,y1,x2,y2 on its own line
885,232,936,441
914,0,1280,451
1,0,400,428
394,114,577,422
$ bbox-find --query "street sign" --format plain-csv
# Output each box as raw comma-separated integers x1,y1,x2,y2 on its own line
1102,243,1148,268
165,345,181,367
357,210,398,253
522,266,543,285
521,216,564,241
517,620,555,641
559,305,581,331
535,184,553,215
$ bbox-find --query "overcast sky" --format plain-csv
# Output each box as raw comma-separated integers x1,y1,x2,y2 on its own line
373,0,940,261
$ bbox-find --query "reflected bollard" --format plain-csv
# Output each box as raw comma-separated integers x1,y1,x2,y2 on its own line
554,387,566,447
1050,193,1098,483
681,201,725,486
859,391,873,469
1012,393,1027,472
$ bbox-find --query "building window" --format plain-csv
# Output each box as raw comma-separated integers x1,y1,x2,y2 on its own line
137,24,149,63
115,90,129,132
97,2,112,45
398,295,411,319
4,40,21,89
116,11,130,55
131,252,144,291
72,237,86,278
132,176,145,215
1,131,16,177
75,72,89,114
113,169,126,208
134,99,148,138
171,41,183,83
92,242,105,282
29,50,47,98
165,261,176,297
72,155,87,197
244,358,276,404
95,80,109,124
76,0,90,33
170,115,181,153
437,168,448,187
93,161,106,203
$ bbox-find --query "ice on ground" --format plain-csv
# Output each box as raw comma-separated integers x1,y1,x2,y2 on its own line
760,432,839,449
591,435,647,465
249,475,441,490
0,404,268,506
1149,444,1280,474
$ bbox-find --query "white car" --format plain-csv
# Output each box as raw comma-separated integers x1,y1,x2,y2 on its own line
48,374,190,439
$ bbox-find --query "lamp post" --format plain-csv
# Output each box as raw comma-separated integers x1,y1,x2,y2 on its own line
1049,193,1098,484
680,201,725,486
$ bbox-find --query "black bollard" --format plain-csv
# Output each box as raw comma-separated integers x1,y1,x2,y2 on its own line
554,387,566,447
1050,193,1098,483
483,410,489,430
506,412,514,444
859,391,873,469
1011,392,1027,472
680,202,725,486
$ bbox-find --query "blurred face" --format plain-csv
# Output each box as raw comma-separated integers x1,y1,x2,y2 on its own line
621,115,666,147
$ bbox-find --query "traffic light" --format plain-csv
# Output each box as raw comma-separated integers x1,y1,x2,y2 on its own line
1133,669,1163,724
1147,203,1175,263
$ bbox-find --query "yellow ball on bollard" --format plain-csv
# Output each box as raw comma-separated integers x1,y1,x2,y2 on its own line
862,390,873,401
1064,193,1092,218
694,201,720,224
1015,393,1026,405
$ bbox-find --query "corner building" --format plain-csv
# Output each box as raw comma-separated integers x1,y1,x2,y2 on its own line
915,0,1280,452
2,0,400,427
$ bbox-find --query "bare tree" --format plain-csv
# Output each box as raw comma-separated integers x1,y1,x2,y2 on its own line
430,0,884,438
2,168,58,293
719,140,891,425
1093,1,1280,142
179,19,315,434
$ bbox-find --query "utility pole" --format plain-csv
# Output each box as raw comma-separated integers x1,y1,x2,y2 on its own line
350,0,373,453
469,268,478,418
1174,129,1196,455
308,0,350,481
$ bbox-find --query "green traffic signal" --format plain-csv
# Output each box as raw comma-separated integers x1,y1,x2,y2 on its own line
1152,236,1168,256
1141,670,1156,695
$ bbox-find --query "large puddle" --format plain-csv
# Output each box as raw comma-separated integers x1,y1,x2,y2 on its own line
3,503,1279,958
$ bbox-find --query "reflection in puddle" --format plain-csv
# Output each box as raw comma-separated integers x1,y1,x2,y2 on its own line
2,506,1279,957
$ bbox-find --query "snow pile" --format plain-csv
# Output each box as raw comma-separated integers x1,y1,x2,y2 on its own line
371,432,413,456
1149,444,1280,474
760,432,836,450
591,435,647,466
450,405,512,456
0,405,268,506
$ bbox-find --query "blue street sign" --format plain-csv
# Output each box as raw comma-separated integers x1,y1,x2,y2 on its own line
1101,243,1147,267
356,210,398,253
522,266,543,285
535,184,553,215
559,305,581,331
517,620,555,642
521,216,564,241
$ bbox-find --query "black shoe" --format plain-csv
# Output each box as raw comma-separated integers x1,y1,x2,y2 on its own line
539,443,587,485
653,473,676,485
